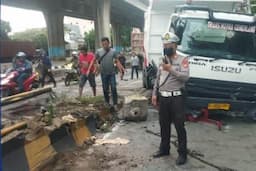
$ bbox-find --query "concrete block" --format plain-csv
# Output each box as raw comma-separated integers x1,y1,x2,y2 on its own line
118,95,148,122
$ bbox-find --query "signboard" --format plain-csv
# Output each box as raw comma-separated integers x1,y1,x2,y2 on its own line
208,21,256,33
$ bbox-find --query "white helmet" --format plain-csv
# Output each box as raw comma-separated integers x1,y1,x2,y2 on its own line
35,48,46,57
15,51,27,61
161,32,180,44
71,51,78,56
16,51,27,58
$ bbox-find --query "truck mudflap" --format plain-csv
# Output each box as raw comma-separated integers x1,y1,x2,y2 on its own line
142,62,158,89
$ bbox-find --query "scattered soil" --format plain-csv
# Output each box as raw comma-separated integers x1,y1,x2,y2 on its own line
1,96,117,143
49,146,122,171
46,133,143,171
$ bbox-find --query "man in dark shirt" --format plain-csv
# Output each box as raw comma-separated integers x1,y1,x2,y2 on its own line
95,37,124,110
37,49,56,87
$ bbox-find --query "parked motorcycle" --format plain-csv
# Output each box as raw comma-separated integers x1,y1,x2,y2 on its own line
64,63,80,86
0,70,40,97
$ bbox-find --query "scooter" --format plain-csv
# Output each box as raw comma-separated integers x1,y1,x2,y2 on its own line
64,63,80,86
0,70,40,97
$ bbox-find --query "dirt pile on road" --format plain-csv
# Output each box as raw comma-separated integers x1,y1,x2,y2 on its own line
50,146,121,171
1,95,117,143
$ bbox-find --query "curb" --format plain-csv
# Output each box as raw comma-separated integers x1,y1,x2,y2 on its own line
2,115,96,171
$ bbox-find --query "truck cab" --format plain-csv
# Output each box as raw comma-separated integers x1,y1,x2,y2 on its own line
144,4,256,118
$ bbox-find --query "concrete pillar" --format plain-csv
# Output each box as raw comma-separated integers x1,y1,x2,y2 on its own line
43,10,65,58
94,14,100,49
94,0,111,49
112,22,122,52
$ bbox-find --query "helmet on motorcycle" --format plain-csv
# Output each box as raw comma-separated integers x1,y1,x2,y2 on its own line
15,52,27,61
71,51,78,56
35,48,46,56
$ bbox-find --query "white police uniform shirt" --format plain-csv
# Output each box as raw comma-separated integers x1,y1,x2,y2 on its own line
152,54,189,96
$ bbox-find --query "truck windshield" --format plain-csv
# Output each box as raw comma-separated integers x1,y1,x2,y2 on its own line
178,19,256,62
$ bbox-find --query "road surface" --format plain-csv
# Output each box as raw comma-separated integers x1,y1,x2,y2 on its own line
50,71,256,171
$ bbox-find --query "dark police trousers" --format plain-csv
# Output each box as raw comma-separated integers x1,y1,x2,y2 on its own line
158,95,187,156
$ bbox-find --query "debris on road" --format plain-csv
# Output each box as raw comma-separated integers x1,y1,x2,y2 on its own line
118,94,148,121
95,137,130,146
1,94,115,138
1,121,27,137
62,114,78,123
2,92,123,171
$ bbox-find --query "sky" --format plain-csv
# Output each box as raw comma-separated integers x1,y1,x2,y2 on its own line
1,5,94,35
1,5,46,33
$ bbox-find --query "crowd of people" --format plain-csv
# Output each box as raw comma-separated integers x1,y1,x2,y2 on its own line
9,36,142,110
66,37,143,109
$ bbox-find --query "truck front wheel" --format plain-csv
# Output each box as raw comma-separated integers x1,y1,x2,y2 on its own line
143,69,152,89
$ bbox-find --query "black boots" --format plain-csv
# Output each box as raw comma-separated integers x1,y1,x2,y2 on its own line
153,151,187,165
153,151,170,158
176,155,187,165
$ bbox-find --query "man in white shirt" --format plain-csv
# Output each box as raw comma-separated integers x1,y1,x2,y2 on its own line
130,52,139,79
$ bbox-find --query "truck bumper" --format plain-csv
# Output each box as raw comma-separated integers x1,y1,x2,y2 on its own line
186,96,256,114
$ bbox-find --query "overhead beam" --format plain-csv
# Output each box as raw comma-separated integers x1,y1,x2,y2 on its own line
111,11,143,28
125,0,150,11
111,0,144,27
2,0,62,11
3,0,144,27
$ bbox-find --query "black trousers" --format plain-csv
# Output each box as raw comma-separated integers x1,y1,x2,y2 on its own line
41,68,56,87
131,66,139,79
158,95,187,156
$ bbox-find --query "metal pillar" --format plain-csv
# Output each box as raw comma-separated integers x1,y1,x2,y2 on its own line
94,0,111,49
43,10,65,58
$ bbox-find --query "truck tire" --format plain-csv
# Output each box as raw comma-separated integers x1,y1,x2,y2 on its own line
142,70,147,88
143,69,154,89
143,69,150,89
145,75,151,89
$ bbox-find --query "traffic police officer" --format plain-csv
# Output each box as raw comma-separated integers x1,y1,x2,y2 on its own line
152,32,189,165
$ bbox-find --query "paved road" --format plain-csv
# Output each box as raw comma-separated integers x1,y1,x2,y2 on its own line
53,69,144,100
4,63,254,171
51,72,256,171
